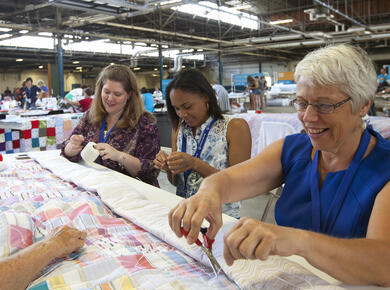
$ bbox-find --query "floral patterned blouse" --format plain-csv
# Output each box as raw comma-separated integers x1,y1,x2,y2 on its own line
176,115,241,218
61,111,160,187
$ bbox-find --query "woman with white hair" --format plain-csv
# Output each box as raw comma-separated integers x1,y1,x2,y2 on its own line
168,44,390,286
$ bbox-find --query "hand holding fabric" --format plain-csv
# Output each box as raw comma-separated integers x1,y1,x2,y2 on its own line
153,150,170,172
166,151,196,175
223,217,301,266
169,189,223,244
65,134,85,157
94,143,121,162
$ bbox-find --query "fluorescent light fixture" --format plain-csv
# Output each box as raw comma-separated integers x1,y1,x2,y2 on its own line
110,62,115,65
0,33,12,39
72,61,80,64
134,42,147,46
160,0,181,5
152,74,159,77
16,58,23,62
162,45,169,48
154,68,158,71
0,28,12,32
197,49,204,52
269,19,293,25
133,67,141,70
163,64,168,68
19,30,29,34
181,65,186,68
38,32,53,37
38,65,43,69
150,43,158,47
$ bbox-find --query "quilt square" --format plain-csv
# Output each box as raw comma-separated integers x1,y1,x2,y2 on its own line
31,128,39,139
12,140,20,149
32,138,40,148
47,127,55,137
5,132,11,142
31,120,39,129
22,129,32,139
39,120,47,129
39,128,46,137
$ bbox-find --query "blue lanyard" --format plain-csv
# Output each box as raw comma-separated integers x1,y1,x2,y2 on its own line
310,128,371,233
181,117,216,192
99,114,122,143
97,113,122,163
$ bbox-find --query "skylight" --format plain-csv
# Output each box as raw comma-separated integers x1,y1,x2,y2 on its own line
173,1,259,30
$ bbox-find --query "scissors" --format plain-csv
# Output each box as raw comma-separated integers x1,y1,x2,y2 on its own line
180,227,241,288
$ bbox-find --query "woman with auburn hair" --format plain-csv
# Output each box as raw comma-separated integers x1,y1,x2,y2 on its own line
62,64,160,186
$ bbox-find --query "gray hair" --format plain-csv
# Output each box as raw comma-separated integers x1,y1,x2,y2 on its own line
294,44,377,113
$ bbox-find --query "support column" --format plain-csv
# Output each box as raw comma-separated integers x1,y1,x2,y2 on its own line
218,50,223,85
159,45,163,93
57,36,64,98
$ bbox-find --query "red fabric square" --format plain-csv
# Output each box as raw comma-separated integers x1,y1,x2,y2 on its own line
22,130,31,139
46,127,55,137
12,140,20,148
31,120,39,129
0,129,4,134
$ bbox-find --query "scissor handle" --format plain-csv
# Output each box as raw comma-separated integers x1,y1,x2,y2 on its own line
200,227,215,250
180,228,202,247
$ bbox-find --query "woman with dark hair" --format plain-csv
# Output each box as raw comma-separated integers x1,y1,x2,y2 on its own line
154,69,251,218
61,64,160,186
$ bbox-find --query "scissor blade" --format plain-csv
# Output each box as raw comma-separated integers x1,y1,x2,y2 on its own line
201,246,242,289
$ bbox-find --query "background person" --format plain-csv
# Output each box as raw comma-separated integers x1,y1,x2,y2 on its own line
168,44,390,286
65,87,94,112
21,77,40,108
141,87,154,113
62,64,160,187
154,69,251,218
0,225,85,290
37,80,49,93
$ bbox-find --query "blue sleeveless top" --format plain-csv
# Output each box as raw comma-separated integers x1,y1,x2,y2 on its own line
275,127,390,238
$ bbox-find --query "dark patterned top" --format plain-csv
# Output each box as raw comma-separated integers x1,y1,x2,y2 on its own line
61,111,160,187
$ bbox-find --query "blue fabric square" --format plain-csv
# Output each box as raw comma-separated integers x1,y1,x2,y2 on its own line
32,138,40,148
5,132,11,141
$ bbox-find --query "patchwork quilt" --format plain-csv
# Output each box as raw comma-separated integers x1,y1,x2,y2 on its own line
0,114,82,154
0,153,342,289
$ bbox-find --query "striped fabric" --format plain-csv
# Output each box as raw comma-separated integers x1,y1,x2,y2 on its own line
0,160,237,289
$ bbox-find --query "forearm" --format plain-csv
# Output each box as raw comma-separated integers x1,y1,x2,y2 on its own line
0,240,57,290
119,152,142,177
192,157,219,178
298,231,390,286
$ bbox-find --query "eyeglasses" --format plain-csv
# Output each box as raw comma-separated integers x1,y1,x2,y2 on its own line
291,97,352,114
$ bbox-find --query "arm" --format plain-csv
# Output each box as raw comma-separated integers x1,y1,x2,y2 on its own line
66,99,81,107
169,138,285,243
0,225,86,290
223,181,390,286
298,181,390,285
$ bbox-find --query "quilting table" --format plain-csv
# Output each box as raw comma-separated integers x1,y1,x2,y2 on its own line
0,151,383,289
0,113,82,154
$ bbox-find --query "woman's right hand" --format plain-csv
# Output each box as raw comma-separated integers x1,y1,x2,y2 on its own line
153,150,170,173
64,134,84,157
168,189,223,245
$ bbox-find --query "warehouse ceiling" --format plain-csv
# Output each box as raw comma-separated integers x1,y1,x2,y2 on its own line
0,0,390,73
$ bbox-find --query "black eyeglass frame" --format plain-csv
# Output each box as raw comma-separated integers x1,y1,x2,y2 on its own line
291,97,352,114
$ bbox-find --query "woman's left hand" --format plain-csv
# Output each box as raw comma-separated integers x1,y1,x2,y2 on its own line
223,217,303,266
94,143,121,162
167,152,196,174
